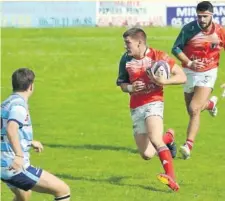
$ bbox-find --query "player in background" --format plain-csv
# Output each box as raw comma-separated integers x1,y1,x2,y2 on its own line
171,1,225,159
116,27,187,191
1,68,71,201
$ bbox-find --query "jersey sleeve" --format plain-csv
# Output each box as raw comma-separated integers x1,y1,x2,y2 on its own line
171,28,187,56
172,21,202,56
8,105,27,127
116,53,130,86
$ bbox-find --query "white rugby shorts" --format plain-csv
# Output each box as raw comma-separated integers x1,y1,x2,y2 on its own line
130,101,164,135
183,68,218,93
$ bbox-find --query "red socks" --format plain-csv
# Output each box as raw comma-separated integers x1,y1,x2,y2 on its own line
158,147,175,179
163,130,174,144
185,139,194,150
206,100,214,110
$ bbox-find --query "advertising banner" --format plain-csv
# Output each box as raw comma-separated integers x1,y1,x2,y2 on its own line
167,5,225,26
96,1,166,27
1,1,96,28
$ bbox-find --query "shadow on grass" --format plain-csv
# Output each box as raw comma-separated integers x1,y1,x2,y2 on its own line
56,173,170,193
44,143,138,154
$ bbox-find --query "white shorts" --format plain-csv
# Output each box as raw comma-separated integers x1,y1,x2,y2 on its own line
183,68,218,93
130,101,164,135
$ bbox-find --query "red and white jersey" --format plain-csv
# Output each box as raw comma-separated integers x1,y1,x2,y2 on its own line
117,47,175,109
172,21,225,72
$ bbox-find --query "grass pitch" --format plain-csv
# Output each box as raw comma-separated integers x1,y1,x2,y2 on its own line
1,27,225,201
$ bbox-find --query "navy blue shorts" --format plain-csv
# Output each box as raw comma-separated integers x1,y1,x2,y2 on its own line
1,165,43,191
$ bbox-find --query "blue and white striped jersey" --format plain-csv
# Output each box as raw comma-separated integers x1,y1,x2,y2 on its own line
1,93,33,168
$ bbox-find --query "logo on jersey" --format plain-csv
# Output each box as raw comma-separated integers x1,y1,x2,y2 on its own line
211,43,218,49
190,55,214,67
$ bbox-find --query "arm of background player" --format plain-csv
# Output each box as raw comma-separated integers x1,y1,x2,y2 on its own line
7,105,27,157
116,54,131,93
172,27,205,68
171,28,191,65
222,27,225,51
166,64,187,85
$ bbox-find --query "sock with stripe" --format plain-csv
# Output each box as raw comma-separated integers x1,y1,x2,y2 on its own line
185,139,194,150
163,130,174,144
158,146,175,179
206,100,214,110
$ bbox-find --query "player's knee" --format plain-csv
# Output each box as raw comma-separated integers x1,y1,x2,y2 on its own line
149,138,164,150
188,105,201,116
140,152,155,160
15,197,29,201
14,190,31,201
54,193,71,201
56,183,70,198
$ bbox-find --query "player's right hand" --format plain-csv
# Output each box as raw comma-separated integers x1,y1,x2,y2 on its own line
10,156,24,172
221,83,225,88
189,60,205,69
132,81,146,92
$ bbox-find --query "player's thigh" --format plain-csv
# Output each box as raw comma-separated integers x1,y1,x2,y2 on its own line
144,101,164,147
130,105,147,135
134,133,156,159
190,86,212,112
31,170,70,197
131,104,156,159
191,68,217,110
10,188,31,201
195,68,217,90
145,116,164,149
182,68,195,94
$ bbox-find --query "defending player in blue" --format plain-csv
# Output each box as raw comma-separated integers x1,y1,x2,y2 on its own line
1,68,71,201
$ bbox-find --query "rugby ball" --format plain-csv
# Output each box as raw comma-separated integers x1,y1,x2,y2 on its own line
147,60,171,79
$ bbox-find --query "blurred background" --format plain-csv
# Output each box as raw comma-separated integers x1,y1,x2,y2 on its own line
1,0,225,28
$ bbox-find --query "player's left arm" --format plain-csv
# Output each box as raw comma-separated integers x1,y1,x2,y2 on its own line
31,140,44,153
151,52,187,86
163,52,187,85
166,64,187,85
152,63,187,86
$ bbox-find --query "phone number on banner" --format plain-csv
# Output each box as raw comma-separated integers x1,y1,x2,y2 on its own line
167,5,225,26
170,16,225,26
